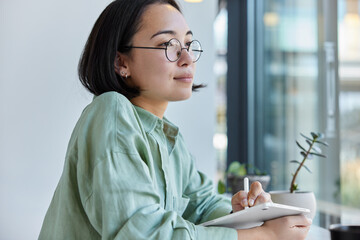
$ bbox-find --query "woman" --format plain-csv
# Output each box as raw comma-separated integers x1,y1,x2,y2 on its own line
39,0,312,239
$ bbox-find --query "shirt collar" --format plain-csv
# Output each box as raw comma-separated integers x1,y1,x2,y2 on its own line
134,105,179,139
162,117,179,139
133,105,159,133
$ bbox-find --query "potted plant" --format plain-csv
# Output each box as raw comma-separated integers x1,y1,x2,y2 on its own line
270,132,328,219
218,162,270,195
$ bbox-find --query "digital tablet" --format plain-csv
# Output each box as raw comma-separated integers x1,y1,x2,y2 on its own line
199,202,310,229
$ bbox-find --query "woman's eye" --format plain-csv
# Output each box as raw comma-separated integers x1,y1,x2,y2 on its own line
160,41,171,47
185,41,192,47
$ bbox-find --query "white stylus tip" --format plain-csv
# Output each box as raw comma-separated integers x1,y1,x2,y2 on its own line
244,177,249,193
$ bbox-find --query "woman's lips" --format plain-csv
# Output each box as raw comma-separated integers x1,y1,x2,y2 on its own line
174,75,193,83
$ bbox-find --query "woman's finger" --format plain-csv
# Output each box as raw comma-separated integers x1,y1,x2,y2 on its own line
231,191,249,212
253,191,272,206
247,181,263,206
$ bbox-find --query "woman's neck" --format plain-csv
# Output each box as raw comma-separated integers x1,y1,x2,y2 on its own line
130,96,168,119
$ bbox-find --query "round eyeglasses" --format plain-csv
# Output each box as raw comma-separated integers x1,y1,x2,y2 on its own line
122,38,203,63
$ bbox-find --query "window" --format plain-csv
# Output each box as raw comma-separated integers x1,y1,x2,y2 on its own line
223,0,360,227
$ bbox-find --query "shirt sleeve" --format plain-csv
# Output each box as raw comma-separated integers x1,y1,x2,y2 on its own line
82,151,237,240
182,154,235,224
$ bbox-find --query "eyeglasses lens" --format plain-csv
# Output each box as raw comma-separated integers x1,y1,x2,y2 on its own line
165,39,202,62
166,39,181,62
190,40,201,62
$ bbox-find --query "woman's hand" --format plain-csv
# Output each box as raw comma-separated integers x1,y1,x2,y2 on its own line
236,215,312,240
231,181,271,212
231,181,312,240
260,215,312,240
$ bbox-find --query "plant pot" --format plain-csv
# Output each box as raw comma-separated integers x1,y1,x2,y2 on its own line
270,190,316,219
329,224,360,240
227,174,271,195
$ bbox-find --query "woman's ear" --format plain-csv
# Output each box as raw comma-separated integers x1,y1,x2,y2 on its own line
114,51,131,78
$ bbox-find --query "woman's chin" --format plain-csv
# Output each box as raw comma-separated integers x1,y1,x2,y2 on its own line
170,91,193,102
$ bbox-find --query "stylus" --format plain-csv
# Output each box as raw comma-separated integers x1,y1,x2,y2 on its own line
244,177,249,209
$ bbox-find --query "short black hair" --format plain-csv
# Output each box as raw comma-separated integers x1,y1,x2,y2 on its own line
78,0,204,99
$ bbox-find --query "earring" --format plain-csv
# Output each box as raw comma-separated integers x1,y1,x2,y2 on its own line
120,71,128,79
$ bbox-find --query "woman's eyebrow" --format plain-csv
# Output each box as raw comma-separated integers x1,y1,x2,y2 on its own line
150,30,193,39
186,30,193,36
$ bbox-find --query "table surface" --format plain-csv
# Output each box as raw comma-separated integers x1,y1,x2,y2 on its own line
307,225,331,240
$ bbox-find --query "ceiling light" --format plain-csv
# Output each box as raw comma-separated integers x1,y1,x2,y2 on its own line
184,0,203,3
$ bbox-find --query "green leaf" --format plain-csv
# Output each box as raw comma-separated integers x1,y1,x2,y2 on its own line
315,140,329,147
303,164,312,173
227,162,247,176
300,133,312,141
317,133,325,140
291,183,299,191
228,162,241,173
290,160,302,165
311,132,319,139
301,151,307,158
238,165,247,176
306,139,313,147
296,141,306,152
217,180,226,194
309,152,327,158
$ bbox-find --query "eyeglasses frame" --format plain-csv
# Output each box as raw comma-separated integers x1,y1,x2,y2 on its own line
122,38,203,63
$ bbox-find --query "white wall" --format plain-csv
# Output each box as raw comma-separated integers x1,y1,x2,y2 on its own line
0,0,217,239
167,0,217,179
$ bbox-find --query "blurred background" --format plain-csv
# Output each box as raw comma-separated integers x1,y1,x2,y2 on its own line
214,0,360,230
1,0,359,239
0,0,217,239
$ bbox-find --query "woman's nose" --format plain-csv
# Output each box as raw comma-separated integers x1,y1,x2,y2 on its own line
177,47,193,66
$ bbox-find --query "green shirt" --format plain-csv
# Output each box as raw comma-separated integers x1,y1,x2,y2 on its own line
39,92,237,240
